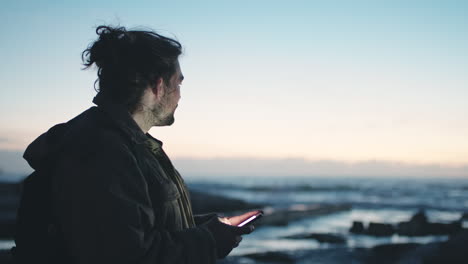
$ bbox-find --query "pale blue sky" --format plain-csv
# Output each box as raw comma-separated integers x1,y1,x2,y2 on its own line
1,0,467,167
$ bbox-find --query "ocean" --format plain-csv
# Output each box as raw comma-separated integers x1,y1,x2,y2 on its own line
1,175,468,258
186,176,468,256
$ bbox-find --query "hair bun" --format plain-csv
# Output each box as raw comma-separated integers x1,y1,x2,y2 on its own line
83,25,134,68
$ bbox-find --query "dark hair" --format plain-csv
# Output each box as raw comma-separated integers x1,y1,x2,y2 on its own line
82,25,182,113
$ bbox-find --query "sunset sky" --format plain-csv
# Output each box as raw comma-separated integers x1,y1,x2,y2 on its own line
1,0,467,177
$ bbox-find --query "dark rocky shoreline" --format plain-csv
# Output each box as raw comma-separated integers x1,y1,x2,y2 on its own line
350,210,464,237
1,181,468,264
219,231,468,264
217,208,468,264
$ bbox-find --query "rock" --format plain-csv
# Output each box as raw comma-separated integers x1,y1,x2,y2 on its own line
366,222,395,237
224,248,369,264
352,209,462,238
397,210,429,236
350,221,365,234
460,212,468,221
285,232,346,244
398,242,441,264
357,210,463,237
397,210,462,236
243,251,295,264
426,221,462,235
365,243,421,264
394,230,468,264
411,210,428,224
423,230,468,264
298,248,368,264
397,221,425,236
0,249,13,264
0,219,15,239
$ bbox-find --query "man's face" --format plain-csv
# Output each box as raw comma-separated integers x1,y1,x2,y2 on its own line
152,60,184,126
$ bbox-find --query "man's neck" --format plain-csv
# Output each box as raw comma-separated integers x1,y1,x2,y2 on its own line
131,110,153,134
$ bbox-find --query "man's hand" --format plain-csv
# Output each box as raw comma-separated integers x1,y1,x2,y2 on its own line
223,210,261,227
203,211,259,259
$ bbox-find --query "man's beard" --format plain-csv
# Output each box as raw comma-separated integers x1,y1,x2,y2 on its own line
151,100,175,126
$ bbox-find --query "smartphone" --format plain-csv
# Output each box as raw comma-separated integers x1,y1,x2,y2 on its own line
237,211,263,227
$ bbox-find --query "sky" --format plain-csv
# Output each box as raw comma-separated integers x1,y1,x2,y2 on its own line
1,0,467,177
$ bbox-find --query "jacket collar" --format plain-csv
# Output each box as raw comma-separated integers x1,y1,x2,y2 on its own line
92,94,148,144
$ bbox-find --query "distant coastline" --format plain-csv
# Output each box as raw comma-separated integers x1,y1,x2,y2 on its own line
2,149,468,180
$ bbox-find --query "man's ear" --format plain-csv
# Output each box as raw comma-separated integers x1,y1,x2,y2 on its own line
152,78,165,100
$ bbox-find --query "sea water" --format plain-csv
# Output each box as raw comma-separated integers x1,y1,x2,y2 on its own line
187,176,468,255
1,176,467,254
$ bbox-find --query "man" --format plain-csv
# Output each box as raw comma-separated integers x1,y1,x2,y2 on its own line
13,25,257,264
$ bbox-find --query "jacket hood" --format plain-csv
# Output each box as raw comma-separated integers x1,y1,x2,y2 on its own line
24,123,69,170
24,98,147,171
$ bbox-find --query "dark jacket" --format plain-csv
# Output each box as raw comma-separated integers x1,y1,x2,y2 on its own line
21,97,217,264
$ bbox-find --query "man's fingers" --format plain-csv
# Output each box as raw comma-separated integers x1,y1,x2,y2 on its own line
218,217,231,225
227,210,262,226
234,224,254,235
233,236,242,248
